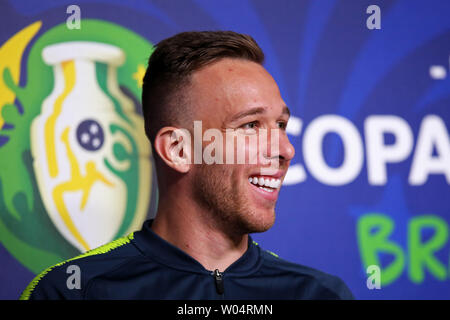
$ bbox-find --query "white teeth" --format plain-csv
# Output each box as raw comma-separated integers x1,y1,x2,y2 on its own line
269,179,275,188
258,177,265,186
248,176,281,189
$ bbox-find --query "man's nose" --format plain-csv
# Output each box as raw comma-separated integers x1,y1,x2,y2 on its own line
279,133,295,162
264,128,295,162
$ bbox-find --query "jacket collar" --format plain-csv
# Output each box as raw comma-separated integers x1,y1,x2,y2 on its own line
133,219,262,275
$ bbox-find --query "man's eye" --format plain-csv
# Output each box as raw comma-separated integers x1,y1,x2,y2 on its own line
242,121,258,130
277,121,287,130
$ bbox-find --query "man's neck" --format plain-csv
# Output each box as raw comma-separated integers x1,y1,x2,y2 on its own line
151,192,249,272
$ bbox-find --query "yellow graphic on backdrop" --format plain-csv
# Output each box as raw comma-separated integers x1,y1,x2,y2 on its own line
132,64,146,88
53,127,114,251
45,61,76,178
0,21,42,129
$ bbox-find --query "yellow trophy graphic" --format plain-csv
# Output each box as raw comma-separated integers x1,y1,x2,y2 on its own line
31,41,151,252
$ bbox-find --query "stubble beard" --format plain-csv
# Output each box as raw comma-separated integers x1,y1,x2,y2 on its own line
192,164,276,239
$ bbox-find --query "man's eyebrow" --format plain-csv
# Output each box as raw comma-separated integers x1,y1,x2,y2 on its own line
228,106,290,123
227,107,266,123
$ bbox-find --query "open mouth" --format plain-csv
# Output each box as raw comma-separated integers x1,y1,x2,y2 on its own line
248,176,281,193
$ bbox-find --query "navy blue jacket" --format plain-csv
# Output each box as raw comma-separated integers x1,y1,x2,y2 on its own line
21,220,354,300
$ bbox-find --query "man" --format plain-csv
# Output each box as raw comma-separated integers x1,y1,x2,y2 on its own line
21,31,353,300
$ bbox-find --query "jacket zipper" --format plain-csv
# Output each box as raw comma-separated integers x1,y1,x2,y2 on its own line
213,269,224,295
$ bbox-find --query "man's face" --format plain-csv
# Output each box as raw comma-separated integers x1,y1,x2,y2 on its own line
188,58,295,235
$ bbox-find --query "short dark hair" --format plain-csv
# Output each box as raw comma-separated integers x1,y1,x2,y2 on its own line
141,31,265,149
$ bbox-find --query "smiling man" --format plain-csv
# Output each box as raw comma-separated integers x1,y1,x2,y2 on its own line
21,31,353,300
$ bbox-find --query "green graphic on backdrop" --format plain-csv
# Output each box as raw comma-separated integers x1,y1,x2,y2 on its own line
0,20,154,274
357,213,449,286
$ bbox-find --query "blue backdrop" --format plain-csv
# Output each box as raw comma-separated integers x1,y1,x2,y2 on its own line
0,0,449,300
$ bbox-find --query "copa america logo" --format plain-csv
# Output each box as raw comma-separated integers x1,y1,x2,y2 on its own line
0,20,154,274
31,41,150,252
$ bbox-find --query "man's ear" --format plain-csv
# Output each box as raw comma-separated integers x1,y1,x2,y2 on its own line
154,127,192,173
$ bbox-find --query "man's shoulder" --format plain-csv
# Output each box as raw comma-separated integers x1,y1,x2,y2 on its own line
20,233,144,300
255,242,354,300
